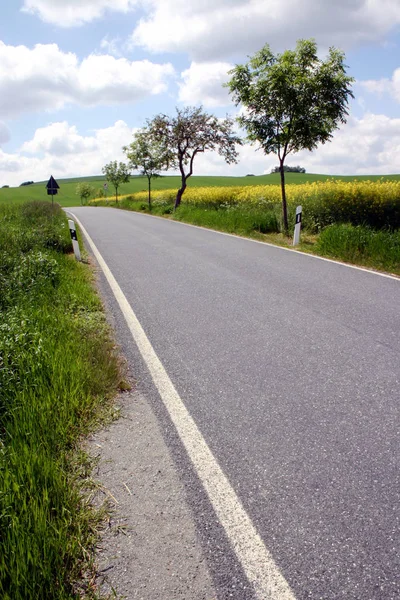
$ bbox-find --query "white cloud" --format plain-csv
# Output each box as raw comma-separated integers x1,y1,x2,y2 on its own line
0,120,136,187
100,36,122,57
360,79,392,96
172,113,400,176
2,113,400,189
22,122,98,155
22,0,138,27
288,113,400,175
360,68,400,102
132,0,400,60
0,42,175,118
178,62,233,107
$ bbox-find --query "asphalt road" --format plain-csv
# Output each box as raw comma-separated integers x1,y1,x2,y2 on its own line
71,207,400,600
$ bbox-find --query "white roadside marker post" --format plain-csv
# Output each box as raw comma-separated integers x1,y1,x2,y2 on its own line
68,219,81,261
293,205,302,246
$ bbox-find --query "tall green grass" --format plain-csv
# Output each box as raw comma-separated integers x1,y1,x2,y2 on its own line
316,224,400,273
0,201,121,599
117,198,280,236
173,204,280,235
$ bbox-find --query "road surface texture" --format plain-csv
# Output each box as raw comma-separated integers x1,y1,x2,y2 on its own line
71,207,399,600
89,390,217,599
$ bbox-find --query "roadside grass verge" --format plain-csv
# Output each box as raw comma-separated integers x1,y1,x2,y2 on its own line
114,198,280,236
315,224,400,273
172,204,280,235
0,201,122,599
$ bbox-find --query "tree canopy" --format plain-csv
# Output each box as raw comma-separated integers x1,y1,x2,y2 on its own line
226,38,354,231
147,106,241,209
75,182,95,205
123,130,170,209
102,161,130,203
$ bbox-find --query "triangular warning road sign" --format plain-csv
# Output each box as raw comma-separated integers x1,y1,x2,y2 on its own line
46,175,60,190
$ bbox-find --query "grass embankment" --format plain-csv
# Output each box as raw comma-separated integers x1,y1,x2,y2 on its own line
317,224,400,273
2,172,400,207
0,201,122,599
92,180,400,275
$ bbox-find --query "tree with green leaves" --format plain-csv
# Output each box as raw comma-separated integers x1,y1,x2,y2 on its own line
123,130,170,210
75,182,95,205
226,39,354,232
147,106,241,209
102,161,130,203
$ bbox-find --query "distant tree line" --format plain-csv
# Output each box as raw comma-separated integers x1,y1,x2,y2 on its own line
270,166,306,174
20,181,34,186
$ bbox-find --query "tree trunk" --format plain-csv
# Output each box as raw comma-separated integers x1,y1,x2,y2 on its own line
148,176,152,210
279,161,289,233
175,181,186,210
115,186,118,204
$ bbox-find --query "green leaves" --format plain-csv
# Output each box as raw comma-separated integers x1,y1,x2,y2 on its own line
123,129,171,178
75,183,95,206
101,160,130,202
226,38,354,231
227,38,354,160
146,106,242,207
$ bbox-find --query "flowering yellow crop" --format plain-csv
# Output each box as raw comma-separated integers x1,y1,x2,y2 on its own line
91,180,400,230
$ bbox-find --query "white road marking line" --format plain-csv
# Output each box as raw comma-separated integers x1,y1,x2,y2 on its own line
70,211,297,600
109,207,400,282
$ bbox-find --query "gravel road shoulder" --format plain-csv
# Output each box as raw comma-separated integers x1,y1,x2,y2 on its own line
88,389,217,600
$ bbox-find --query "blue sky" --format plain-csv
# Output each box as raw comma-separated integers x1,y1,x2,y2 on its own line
1,0,400,186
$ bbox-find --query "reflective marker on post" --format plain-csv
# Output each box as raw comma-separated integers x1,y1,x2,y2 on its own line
68,219,81,261
293,205,302,246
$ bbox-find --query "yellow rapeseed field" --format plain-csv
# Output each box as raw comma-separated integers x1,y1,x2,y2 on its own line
92,179,400,230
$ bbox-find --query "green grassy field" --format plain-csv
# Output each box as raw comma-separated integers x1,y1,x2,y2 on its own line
2,172,400,207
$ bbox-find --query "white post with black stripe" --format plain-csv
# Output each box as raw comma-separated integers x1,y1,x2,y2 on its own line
293,205,302,246
68,219,81,261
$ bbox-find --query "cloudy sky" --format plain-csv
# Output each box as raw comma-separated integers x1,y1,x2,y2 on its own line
1,0,400,186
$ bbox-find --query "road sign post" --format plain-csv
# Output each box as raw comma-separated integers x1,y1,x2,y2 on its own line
46,175,60,205
293,205,302,246
103,182,108,202
68,219,81,261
